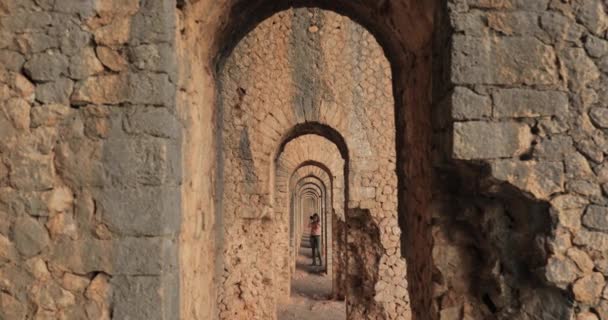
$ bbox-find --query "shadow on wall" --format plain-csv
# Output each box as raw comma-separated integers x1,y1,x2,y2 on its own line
346,208,384,318
431,162,573,319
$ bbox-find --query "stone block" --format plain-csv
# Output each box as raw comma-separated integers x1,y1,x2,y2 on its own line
15,32,58,54
23,52,69,82
111,273,178,320
0,50,25,72
561,47,600,91
584,35,608,58
572,272,605,304
8,151,54,192
97,185,180,236
102,134,181,187
574,229,608,252
453,121,532,160
540,12,585,44
93,17,131,46
94,0,140,18
129,43,174,74
129,0,175,45
68,47,104,80
589,107,608,129
71,73,174,106
96,46,128,72
57,20,90,56
492,88,568,118
12,216,50,257
53,0,95,17
125,106,181,139
50,236,175,275
55,138,104,188
583,205,608,232
545,256,579,289
451,35,558,85
490,160,564,199
35,78,74,105
31,104,72,128
450,87,491,120
576,0,608,36
536,135,574,160
0,292,26,320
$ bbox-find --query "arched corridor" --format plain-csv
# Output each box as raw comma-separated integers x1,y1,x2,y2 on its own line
216,8,403,319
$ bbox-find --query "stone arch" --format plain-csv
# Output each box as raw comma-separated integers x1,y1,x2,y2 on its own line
176,0,435,317
213,5,412,318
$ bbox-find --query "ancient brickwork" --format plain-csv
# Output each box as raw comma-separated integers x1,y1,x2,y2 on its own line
5,0,606,319
0,1,182,319
431,0,608,318
217,8,406,319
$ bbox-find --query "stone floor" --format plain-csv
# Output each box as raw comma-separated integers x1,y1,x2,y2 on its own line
277,235,346,320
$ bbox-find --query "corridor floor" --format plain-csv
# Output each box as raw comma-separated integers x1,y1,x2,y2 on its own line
277,235,346,320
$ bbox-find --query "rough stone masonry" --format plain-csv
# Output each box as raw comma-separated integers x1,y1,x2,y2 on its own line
0,0,607,320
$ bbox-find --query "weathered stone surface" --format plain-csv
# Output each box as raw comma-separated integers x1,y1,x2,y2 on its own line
584,35,608,58
492,89,568,118
561,47,601,91
545,256,580,289
57,20,90,57
35,78,74,105
0,292,26,320
598,300,608,320
568,180,602,199
576,0,608,36
0,234,18,264
95,46,128,72
578,312,599,320
449,87,491,120
98,185,180,236
61,273,89,293
111,275,175,320
71,73,173,105
94,0,140,19
589,108,608,129
68,47,104,80
15,32,58,54
452,35,559,85
0,50,25,71
567,248,595,274
453,121,532,159
537,135,574,160
8,151,54,191
491,160,564,199
53,0,95,16
129,44,174,73
574,229,608,251
572,272,605,304
55,139,104,188
3,97,30,130
23,52,69,82
93,17,130,46
125,106,181,139
31,104,71,128
12,216,50,257
582,205,608,231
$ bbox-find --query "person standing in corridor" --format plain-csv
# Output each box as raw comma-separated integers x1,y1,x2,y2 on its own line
309,213,322,266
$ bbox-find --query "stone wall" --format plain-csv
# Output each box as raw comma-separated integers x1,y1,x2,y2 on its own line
0,0,181,319
5,0,606,319
430,0,608,319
